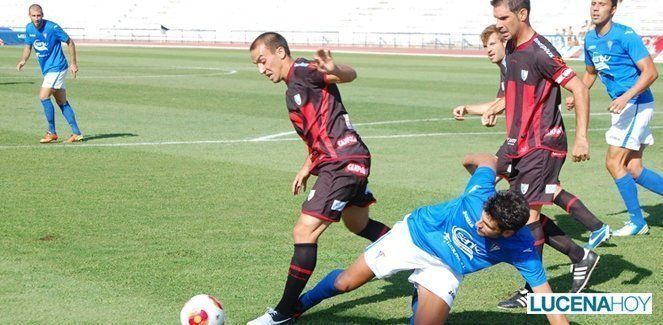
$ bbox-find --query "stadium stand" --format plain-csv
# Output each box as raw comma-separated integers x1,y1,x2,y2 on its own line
1,0,660,59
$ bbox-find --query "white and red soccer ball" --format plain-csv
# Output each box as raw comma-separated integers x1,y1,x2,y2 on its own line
180,294,225,325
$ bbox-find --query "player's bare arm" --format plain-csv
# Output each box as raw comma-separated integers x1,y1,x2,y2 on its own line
566,66,598,110
453,98,503,119
531,283,570,325
608,56,658,113
313,49,356,83
563,77,591,162
66,38,78,78
292,153,313,195
16,45,31,71
462,152,498,174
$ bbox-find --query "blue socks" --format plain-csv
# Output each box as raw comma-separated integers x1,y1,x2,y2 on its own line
615,174,645,225
58,101,81,135
297,269,343,312
40,99,56,134
636,168,663,196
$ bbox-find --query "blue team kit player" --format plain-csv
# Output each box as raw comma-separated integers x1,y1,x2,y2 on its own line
293,153,569,325
17,4,83,144
567,0,661,236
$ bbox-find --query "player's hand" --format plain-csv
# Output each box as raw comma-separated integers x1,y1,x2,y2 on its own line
572,137,590,162
292,169,311,196
481,109,497,127
16,60,26,71
452,105,467,120
608,95,629,114
313,49,337,74
565,96,575,111
69,63,78,78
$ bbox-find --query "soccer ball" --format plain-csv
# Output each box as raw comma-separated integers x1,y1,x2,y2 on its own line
180,294,226,325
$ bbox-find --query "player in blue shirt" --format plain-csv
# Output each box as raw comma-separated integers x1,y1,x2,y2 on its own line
17,4,83,144
293,153,568,324
567,0,662,236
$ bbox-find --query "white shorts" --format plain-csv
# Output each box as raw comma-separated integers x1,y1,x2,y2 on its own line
41,69,67,89
364,216,463,308
605,101,654,151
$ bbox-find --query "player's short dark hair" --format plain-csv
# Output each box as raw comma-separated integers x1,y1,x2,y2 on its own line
484,190,530,231
29,4,43,12
480,25,502,45
610,0,621,7
490,0,530,14
250,32,291,57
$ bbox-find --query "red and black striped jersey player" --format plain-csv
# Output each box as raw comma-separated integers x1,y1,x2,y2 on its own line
247,32,391,325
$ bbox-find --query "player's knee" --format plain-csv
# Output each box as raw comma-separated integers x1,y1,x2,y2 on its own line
626,161,643,179
292,224,316,243
604,156,624,175
333,272,354,293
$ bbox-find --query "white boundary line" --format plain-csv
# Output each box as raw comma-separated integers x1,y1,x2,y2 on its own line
0,66,238,79
250,112,616,141
1,125,659,150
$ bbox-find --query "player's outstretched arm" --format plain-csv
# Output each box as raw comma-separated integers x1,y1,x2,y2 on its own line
608,56,659,114
531,283,570,325
566,66,597,110
563,77,590,162
462,153,497,175
66,38,78,78
453,98,503,120
16,45,31,71
314,49,356,83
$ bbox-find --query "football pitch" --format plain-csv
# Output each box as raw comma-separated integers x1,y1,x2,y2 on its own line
0,46,660,324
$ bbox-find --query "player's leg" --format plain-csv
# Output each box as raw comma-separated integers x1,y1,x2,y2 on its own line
607,145,648,236
412,285,450,325
628,146,663,196
341,163,390,242
38,79,58,143
53,88,83,142
553,186,609,249
296,252,376,315
605,102,653,235
342,206,389,242
248,213,330,325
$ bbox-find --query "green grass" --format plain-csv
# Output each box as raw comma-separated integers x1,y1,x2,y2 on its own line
0,46,660,324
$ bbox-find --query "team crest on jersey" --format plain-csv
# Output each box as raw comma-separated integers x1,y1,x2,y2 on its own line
607,40,614,51
521,70,529,81
293,93,302,106
520,183,529,195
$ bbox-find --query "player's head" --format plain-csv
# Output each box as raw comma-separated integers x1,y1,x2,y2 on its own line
477,190,529,238
250,32,292,83
491,0,530,41
590,0,619,26
28,4,44,28
480,25,506,64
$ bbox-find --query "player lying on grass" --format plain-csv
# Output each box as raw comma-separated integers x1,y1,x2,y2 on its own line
293,153,568,324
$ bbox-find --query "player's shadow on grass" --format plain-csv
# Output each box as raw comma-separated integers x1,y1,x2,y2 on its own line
547,254,652,292
297,273,412,324
82,133,138,141
448,310,554,324
0,81,35,85
547,214,600,245
604,203,662,228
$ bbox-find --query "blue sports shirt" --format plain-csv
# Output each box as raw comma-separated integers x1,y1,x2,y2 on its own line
24,20,70,75
407,167,547,287
584,22,653,103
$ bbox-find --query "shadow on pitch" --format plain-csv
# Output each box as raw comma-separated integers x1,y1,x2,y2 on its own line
297,273,412,324
0,81,35,85
546,254,652,293
82,133,138,141
447,310,555,325
604,203,662,228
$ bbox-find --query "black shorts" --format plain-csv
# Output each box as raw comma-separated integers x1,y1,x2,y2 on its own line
302,159,376,222
496,147,565,206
